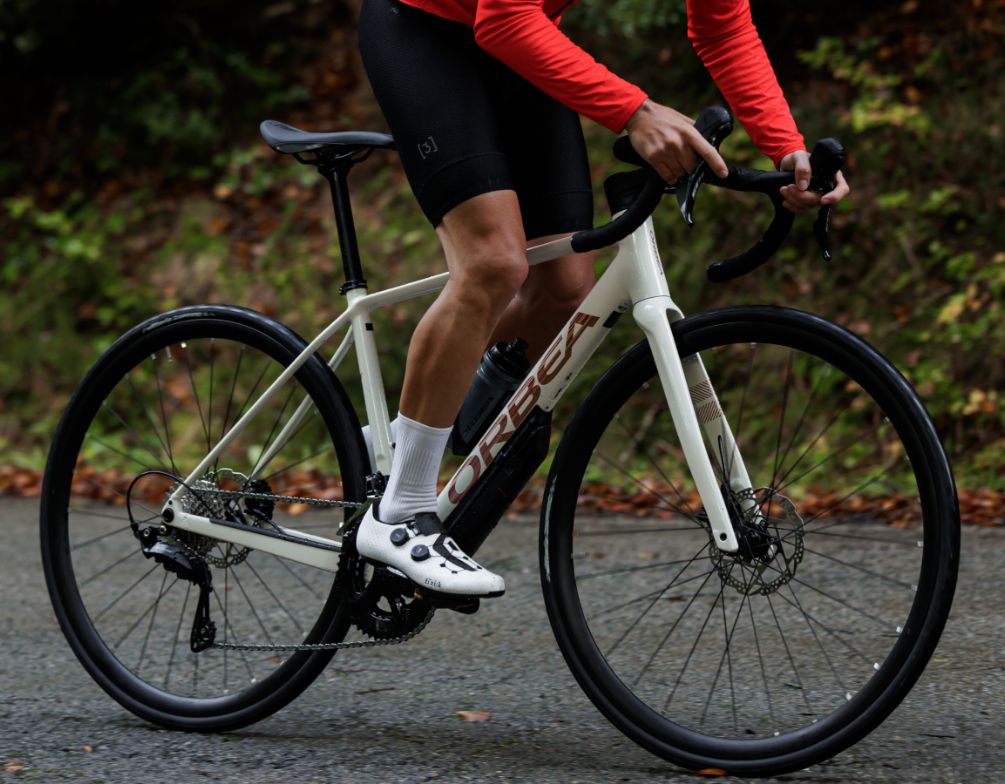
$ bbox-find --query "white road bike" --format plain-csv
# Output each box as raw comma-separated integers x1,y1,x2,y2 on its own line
41,107,959,776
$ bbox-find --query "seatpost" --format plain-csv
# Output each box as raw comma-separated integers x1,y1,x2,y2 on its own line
318,159,367,293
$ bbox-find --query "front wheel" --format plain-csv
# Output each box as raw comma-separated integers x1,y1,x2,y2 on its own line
541,307,959,776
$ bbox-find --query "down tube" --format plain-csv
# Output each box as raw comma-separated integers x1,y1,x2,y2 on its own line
437,258,634,519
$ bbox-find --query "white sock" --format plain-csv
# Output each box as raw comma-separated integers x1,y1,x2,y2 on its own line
378,413,450,523
361,417,400,470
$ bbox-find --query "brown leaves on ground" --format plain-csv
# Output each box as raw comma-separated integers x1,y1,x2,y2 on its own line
4,760,26,772
456,710,491,722
3,463,1003,527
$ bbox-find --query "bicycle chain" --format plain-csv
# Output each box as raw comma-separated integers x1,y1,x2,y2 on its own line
209,607,434,652
194,487,365,510
184,487,432,652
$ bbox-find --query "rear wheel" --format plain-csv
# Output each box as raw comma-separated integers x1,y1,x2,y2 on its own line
41,305,368,731
541,307,959,775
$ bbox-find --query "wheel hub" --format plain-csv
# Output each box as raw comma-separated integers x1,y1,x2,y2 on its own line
168,469,275,568
708,488,804,596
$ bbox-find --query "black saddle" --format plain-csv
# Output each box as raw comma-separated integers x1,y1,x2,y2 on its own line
259,120,395,155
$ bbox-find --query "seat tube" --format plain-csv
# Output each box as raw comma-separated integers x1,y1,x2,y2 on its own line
623,219,740,553
346,289,394,475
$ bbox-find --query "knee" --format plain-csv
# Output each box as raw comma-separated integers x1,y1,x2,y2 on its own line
528,260,595,317
453,237,528,308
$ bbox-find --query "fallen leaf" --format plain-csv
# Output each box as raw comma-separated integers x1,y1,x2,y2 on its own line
639,551,659,560
697,768,728,777
456,710,491,722
4,760,25,772
82,745,93,753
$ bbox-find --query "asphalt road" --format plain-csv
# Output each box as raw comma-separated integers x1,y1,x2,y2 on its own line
2,497,1003,783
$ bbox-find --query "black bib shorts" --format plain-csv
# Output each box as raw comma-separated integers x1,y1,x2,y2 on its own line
358,0,594,240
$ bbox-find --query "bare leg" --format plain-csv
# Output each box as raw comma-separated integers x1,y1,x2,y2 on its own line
489,233,596,362
398,190,529,428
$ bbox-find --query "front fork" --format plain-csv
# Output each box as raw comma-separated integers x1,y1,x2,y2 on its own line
624,219,757,553
633,300,741,552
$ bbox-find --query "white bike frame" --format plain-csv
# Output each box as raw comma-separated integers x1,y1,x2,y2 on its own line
164,215,755,572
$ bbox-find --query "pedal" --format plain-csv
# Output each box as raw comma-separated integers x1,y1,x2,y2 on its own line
414,589,482,615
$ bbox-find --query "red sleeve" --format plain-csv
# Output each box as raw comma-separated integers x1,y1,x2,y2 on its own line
473,0,648,133
687,0,804,166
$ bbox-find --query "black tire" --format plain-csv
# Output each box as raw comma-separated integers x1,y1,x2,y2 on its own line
41,305,368,731
541,307,959,776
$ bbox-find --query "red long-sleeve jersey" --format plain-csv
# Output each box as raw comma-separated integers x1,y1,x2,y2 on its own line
396,0,805,165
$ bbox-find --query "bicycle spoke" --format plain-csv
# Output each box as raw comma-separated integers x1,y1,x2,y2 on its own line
747,592,775,728
612,415,701,523
764,592,814,720
700,561,753,731
213,588,256,681
270,554,323,601
99,401,169,469
769,350,794,492
215,346,245,474
770,363,826,495
800,529,921,546
124,372,178,475
771,588,876,667
86,433,158,473
773,400,856,492
151,356,177,477
785,582,849,697
262,443,332,485
244,558,305,635
579,553,708,582
69,521,132,551
606,542,711,658
722,342,756,487
93,563,160,623
164,582,191,690
181,348,211,453
230,568,275,647
594,449,702,525
250,385,298,479
79,548,143,589
801,545,916,591
661,565,729,712
113,574,178,649
137,572,172,672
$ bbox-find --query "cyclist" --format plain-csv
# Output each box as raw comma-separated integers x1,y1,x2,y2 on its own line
354,0,850,597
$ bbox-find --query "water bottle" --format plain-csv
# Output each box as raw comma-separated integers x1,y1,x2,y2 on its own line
449,338,530,456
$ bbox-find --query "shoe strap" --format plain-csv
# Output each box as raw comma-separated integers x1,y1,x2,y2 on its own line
410,512,444,536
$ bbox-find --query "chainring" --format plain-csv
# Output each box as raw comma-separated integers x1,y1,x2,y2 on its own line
336,521,433,640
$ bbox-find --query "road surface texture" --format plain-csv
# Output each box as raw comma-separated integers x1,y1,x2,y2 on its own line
2,497,1003,783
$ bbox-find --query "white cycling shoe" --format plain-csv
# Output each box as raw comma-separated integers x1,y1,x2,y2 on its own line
355,504,505,597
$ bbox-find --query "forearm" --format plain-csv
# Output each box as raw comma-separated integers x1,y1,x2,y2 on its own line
687,0,804,165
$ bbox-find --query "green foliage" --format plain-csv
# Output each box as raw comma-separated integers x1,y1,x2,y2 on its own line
572,0,686,36
799,38,930,135
2,1,1003,494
